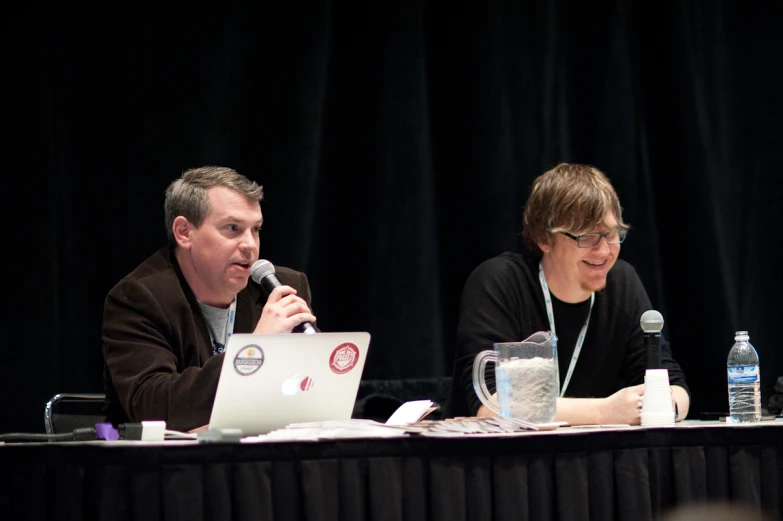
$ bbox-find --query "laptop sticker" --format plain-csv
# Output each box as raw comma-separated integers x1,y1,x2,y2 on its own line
234,345,265,376
329,343,359,374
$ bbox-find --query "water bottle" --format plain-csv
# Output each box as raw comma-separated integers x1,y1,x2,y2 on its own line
726,331,761,423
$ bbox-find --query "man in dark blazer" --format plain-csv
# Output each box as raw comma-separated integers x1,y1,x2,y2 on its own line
102,166,316,432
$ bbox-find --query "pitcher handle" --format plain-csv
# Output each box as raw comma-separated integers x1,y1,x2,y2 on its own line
472,350,500,415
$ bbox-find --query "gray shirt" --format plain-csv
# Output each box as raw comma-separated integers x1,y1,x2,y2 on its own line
197,301,230,355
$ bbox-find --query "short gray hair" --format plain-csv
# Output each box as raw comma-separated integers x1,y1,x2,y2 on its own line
164,166,264,244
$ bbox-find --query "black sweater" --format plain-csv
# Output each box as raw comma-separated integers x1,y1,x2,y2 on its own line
446,252,689,417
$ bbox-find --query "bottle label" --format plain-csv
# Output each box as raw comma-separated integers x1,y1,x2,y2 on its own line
727,365,759,384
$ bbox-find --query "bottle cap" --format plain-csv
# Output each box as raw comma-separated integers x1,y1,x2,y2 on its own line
734,331,749,341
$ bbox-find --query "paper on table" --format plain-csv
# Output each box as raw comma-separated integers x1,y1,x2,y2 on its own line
385,400,437,426
241,420,413,443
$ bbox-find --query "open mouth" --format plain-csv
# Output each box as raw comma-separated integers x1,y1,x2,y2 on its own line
232,262,251,270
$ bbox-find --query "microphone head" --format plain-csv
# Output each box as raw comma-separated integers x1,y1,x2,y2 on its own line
640,310,664,333
250,259,275,284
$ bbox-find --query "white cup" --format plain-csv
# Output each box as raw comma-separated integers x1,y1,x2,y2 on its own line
644,369,670,385
641,369,674,427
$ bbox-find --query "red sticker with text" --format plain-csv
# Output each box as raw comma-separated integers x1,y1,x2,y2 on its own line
329,343,360,374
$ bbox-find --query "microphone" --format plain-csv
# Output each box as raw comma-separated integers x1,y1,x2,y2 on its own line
640,310,664,369
250,259,316,335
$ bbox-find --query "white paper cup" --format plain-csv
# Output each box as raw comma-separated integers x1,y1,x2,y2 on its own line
641,369,674,426
644,369,670,385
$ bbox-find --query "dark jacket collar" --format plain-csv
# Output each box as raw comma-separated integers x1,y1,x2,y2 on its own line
166,245,265,335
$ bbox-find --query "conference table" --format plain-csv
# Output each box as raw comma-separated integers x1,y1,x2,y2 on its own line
1,419,781,521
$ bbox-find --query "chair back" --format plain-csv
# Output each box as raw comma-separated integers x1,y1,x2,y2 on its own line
44,393,107,434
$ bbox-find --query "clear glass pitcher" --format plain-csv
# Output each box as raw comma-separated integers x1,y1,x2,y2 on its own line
472,331,558,423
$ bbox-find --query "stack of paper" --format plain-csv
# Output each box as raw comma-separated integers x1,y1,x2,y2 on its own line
239,401,564,443
417,416,539,437
243,419,415,442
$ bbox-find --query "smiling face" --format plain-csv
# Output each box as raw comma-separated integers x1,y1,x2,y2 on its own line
174,186,263,307
538,210,621,303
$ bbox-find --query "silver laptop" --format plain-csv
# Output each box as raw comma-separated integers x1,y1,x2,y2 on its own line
208,332,371,435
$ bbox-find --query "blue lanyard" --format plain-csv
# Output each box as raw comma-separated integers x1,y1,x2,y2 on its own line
224,297,237,347
538,263,594,396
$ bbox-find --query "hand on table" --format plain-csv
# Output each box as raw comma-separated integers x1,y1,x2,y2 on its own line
601,384,645,425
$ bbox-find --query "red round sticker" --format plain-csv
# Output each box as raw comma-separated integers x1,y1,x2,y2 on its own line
329,343,360,374
300,376,314,391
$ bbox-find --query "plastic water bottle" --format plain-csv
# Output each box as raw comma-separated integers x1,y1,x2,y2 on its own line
726,331,761,424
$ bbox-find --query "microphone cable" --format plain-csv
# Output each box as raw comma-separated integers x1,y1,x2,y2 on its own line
0,428,97,442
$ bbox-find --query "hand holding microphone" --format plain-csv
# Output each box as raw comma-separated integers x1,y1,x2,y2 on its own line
250,260,317,334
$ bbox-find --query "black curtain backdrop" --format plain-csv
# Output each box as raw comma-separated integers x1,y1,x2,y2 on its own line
4,3,782,433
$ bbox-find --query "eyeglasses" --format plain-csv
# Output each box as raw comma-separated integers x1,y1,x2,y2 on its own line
561,228,628,248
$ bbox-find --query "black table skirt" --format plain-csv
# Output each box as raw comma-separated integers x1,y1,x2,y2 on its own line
1,425,781,521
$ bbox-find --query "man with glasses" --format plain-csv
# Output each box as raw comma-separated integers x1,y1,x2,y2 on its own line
446,163,690,424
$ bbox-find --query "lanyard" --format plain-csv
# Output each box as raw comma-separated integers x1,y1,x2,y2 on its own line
224,296,237,347
538,263,594,396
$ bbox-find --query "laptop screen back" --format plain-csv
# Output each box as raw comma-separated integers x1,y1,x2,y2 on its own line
208,332,371,435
